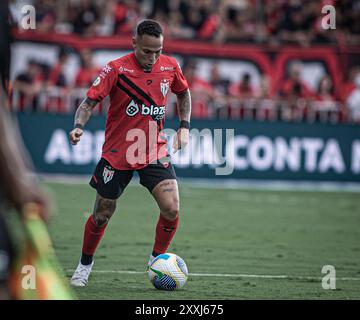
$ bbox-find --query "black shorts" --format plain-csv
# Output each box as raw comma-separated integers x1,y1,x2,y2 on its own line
89,158,177,199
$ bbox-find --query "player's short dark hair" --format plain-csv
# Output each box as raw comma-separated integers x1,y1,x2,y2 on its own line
136,20,163,38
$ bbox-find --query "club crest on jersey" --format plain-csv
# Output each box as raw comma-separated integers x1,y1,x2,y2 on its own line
103,166,114,184
160,79,170,97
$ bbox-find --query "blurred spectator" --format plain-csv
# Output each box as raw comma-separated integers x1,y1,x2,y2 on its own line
346,69,360,122
113,0,143,35
182,59,212,118
342,66,360,102
70,0,100,37
278,2,314,47
314,75,336,103
150,0,171,18
207,64,230,117
209,64,230,96
229,72,255,99
45,47,71,113
255,75,273,99
264,0,284,46
196,3,219,40
337,0,360,45
35,0,57,33
113,0,131,34
74,49,98,88
13,59,44,112
47,47,70,88
225,4,256,42
227,72,256,119
255,75,278,120
179,1,208,37
281,61,314,99
166,11,195,40
280,60,314,121
311,74,339,122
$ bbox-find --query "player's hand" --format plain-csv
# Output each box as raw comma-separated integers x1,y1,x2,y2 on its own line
69,128,83,145
172,128,189,153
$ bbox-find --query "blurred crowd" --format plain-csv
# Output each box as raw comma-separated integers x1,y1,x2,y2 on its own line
11,47,360,123
10,0,360,46
9,0,360,123
177,59,360,123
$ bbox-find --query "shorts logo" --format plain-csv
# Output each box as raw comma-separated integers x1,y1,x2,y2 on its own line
126,100,140,116
103,166,114,184
160,79,170,97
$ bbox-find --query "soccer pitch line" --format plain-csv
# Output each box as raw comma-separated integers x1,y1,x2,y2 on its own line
66,269,360,281
41,174,360,193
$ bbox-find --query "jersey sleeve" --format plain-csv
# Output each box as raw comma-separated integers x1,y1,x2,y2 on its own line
170,60,189,95
87,62,117,102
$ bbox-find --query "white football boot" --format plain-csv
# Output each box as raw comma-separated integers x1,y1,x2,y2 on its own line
70,260,94,287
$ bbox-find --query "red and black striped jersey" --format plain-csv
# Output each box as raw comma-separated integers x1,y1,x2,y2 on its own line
87,52,189,170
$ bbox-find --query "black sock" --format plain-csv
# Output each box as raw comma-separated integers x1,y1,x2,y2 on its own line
152,251,160,257
81,253,93,265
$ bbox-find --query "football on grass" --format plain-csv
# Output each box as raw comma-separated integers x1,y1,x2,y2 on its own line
148,253,188,291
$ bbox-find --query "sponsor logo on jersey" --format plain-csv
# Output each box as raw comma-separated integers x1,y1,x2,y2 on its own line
119,66,134,73
103,166,114,184
160,66,175,71
126,100,140,117
92,76,101,86
125,100,165,120
160,79,170,97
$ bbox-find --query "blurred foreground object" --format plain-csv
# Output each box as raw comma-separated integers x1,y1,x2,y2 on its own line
8,203,76,300
0,0,75,300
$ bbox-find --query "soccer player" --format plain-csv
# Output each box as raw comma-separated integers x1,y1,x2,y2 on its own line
69,20,192,286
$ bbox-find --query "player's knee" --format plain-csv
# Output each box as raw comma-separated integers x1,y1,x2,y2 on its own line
93,212,112,226
161,203,179,221
93,197,117,226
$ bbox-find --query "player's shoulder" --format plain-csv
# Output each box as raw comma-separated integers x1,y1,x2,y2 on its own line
107,53,134,70
159,54,181,70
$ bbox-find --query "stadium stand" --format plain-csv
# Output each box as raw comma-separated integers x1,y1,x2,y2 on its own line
9,0,360,124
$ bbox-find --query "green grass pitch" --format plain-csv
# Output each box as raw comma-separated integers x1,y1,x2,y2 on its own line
44,181,360,300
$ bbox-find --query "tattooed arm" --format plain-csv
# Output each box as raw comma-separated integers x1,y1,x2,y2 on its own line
69,97,98,145
176,89,191,122
173,89,191,153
